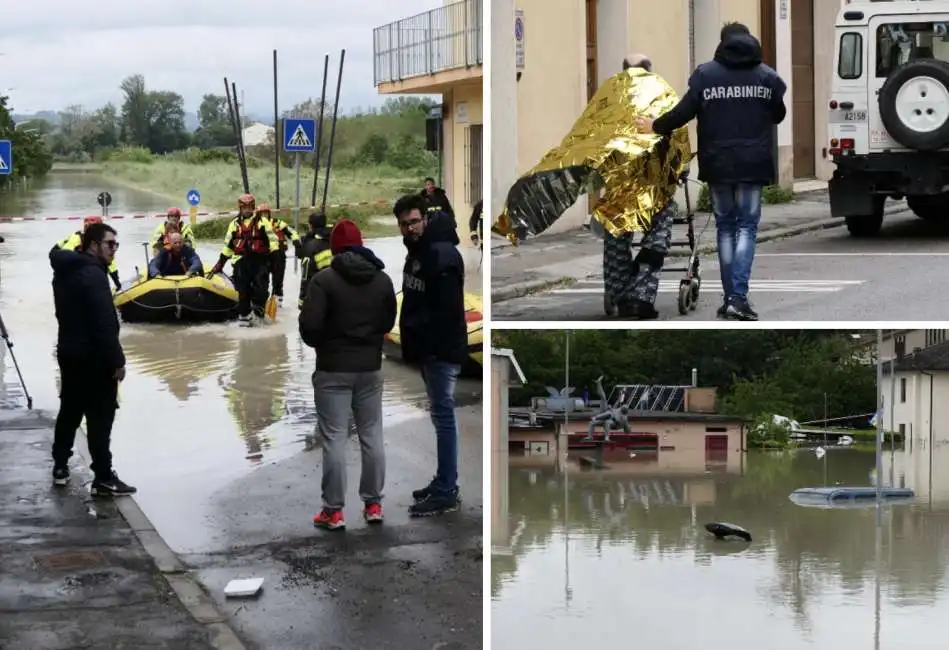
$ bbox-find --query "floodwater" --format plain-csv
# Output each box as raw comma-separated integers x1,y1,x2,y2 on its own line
0,170,482,552
492,445,949,650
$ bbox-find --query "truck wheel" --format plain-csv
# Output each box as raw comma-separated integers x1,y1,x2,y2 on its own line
907,195,948,220
879,59,949,151
845,196,885,237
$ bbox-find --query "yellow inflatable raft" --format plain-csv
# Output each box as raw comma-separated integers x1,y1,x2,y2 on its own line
113,266,239,323
384,292,483,376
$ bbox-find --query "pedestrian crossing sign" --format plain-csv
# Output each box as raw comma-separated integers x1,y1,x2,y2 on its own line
283,119,316,153
0,140,11,176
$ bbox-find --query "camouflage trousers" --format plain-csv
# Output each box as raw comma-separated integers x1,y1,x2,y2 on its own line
602,201,675,304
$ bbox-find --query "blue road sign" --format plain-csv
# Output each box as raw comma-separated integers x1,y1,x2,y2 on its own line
0,140,11,176
283,118,317,153
187,188,201,206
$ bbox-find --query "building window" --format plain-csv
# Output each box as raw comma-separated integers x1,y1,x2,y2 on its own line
899,423,906,436
464,123,482,205
705,426,727,433
838,33,863,79
900,377,906,403
895,335,906,360
926,329,946,347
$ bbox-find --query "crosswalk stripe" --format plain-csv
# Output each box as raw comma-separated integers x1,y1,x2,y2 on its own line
549,279,863,295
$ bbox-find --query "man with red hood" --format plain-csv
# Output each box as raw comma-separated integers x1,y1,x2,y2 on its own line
299,219,397,530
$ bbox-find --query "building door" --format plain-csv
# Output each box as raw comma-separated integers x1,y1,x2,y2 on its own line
705,434,729,462
791,0,816,178
465,123,483,208
586,0,598,102
759,0,777,68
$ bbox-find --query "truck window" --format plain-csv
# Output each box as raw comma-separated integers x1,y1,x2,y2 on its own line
876,22,949,77
839,32,863,79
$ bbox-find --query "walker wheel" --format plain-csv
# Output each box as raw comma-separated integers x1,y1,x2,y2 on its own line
677,281,691,315
690,278,701,310
604,292,618,317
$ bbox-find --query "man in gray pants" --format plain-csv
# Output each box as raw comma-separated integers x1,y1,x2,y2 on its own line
299,219,397,530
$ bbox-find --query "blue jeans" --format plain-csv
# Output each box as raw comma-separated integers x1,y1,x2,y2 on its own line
709,183,763,302
421,360,461,493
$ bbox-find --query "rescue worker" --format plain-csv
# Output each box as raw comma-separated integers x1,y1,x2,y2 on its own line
256,203,302,307
420,177,455,223
147,232,202,278
468,200,483,248
53,216,121,291
296,210,334,308
150,207,195,254
208,193,280,325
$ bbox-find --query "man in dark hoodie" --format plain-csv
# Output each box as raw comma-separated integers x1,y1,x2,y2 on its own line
420,177,455,223
299,219,397,530
636,22,787,321
394,193,467,517
296,211,334,308
49,221,136,496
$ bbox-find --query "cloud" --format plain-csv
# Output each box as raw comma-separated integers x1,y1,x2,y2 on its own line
0,0,439,115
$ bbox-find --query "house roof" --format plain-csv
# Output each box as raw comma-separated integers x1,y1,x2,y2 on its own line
894,340,949,372
492,348,526,384
510,407,747,424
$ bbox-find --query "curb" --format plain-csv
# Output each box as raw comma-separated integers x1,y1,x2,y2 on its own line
73,427,247,650
491,205,911,304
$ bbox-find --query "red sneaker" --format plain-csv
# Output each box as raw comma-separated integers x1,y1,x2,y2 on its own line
313,509,345,530
363,502,384,524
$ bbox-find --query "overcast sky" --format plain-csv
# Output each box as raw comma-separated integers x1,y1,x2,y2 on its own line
0,0,438,116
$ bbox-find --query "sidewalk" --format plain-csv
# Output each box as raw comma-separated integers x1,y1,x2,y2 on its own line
491,193,910,303
0,408,243,650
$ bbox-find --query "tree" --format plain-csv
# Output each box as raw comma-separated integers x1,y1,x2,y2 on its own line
0,94,54,188
194,94,236,148
119,74,150,147
118,75,189,154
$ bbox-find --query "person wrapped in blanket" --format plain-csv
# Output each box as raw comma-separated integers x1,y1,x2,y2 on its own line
52,216,121,291
601,53,677,320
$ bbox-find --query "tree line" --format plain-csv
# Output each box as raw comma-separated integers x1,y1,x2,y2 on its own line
0,95,54,188
491,330,877,424
19,74,437,174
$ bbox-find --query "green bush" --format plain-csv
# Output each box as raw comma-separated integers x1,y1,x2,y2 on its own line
163,147,238,165
102,146,154,164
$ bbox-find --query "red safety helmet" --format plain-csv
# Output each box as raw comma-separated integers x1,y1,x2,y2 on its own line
83,216,103,229
256,202,272,216
238,193,256,208
167,207,182,218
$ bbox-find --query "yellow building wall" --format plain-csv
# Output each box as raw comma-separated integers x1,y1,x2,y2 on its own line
445,82,482,244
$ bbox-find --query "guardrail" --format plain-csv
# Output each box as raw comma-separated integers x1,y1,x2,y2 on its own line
373,0,482,85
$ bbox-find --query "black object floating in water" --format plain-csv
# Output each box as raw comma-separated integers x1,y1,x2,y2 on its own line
705,522,752,542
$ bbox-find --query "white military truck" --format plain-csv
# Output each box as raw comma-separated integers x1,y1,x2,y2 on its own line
830,2,949,236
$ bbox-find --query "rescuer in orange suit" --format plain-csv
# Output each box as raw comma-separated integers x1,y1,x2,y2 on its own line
209,194,280,325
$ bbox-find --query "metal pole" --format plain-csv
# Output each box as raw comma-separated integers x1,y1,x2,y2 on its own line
294,153,301,234
876,329,884,507
320,49,346,212
563,329,571,607
310,54,330,207
273,49,280,209
889,356,896,453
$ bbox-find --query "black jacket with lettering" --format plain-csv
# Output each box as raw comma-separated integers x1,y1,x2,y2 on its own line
652,34,787,185
399,213,468,366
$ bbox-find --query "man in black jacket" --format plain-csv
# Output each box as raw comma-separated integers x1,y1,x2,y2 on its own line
393,193,467,517
296,210,334,308
49,222,135,496
636,22,787,321
420,177,455,222
299,219,397,530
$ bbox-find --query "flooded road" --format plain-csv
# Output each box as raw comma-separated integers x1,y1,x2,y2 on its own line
492,447,949,650
0,171,483,554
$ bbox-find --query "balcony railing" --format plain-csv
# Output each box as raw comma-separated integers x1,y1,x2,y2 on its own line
373,0,483,86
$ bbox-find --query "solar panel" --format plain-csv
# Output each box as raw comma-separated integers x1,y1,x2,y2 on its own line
608,384,689,412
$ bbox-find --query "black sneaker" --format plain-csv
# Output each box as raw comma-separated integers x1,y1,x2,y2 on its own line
725,300,758,321
716,304,728,319
91,472,137,497
52,465,69,487
412,483,435,502
409,489,461,517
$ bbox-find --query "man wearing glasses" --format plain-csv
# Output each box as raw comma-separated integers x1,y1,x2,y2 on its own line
393,194,467,516
49,221,136,497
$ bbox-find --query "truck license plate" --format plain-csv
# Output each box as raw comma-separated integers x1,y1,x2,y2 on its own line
844,110,867,121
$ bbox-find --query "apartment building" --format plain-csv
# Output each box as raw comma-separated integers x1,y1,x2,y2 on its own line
492,0,848,232
372,0,483,242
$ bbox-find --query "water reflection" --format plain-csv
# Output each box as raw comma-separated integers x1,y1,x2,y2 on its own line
492,448,949,649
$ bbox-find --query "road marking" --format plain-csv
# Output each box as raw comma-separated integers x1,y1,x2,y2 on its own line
549,279,864,295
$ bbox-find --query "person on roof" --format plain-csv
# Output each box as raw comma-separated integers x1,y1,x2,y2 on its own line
148,232,202,278
296,210,334,308
256,203,301,307
52,216,121,290
150,207,195,255
209,193,280,325
420,176,455,223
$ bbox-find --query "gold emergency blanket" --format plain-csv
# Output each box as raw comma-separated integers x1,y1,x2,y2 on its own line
492,67,693,243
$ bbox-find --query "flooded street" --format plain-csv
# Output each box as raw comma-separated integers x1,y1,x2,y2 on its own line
0,170,483,554
492,446,949,650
